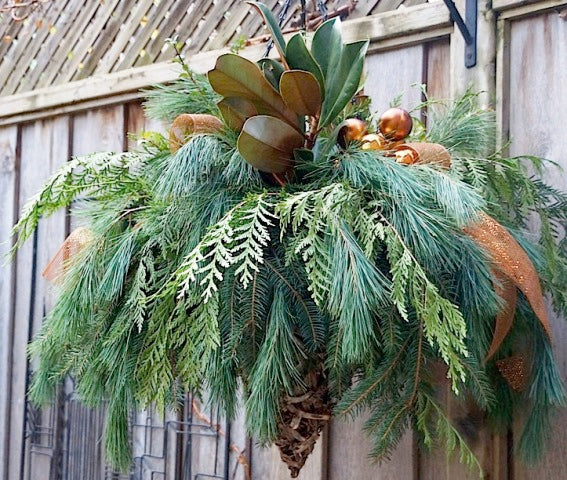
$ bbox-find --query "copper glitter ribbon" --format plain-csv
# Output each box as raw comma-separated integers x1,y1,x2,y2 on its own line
486,271,518,360
463,213,552,344
496,355,528,391
401,145,552,356
42,227,94,283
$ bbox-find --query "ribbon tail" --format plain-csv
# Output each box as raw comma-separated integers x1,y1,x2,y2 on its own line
43,227,94,283
463,213,552,340
486,272,518,360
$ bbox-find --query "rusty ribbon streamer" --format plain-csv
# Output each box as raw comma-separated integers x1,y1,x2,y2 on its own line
462,213,552,342
402,143,552,358
486,271,518,360
496,355,529,391
42,227,94,283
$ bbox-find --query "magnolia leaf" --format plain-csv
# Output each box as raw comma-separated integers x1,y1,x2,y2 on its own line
217,97,258,131
247,1,288,66
208,54,298,127
294,148,314,164
258,58,285,90
319,40,369,128
311,17,343,81
285,33,325,94
280,70,321,116
237,115,304,173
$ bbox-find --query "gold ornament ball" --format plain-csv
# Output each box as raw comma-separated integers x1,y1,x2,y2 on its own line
378,108,413,141
337,118,368,148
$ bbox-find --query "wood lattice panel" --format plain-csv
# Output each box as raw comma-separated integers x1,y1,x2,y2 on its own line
0,0,427,97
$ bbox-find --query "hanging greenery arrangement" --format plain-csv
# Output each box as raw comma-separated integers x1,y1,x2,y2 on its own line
11,3,567,477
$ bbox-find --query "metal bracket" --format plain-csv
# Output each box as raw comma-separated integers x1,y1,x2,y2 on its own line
442,0,478,68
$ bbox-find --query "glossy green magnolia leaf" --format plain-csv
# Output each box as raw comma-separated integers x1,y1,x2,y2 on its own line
285,34,325,94
257,58,285,91
217,97,258,131
247,1,288,65
294,148,314,163
311,17,343,81
237,115,305,173
319,40,369,128
208,54,298,127
280,70,321,117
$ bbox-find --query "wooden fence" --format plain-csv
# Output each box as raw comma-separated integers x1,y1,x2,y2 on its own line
1,0,566,478
0,0,428,98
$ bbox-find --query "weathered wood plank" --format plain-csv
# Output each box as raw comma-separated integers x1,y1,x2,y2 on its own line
15,0,96,93
0,2,452,125
0,0,72,95
341,2,450,45
112,0,174,73
507,11,567,479
7,116,69,480
449,0,495,104
493,0,566,12
0,125,18,480
24,116,69,480
70,0,137,82
95,0,160,75
54,0,124,84
365,45,425,113
328,418,416,480
425,40,451,102
73,104,125,154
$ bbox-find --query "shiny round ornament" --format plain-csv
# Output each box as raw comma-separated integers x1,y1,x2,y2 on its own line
378,108,413,141
337,118,368,149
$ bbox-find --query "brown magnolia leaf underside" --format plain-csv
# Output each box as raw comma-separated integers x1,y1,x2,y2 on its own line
208,54,298,128
280,70,322,117
237,115,304,173
217,97,258,131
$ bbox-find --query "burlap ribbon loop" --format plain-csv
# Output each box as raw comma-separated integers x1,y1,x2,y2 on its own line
42,227,94,283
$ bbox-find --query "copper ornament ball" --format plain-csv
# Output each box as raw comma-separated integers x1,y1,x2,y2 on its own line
337,118,368,149
378,108,413,141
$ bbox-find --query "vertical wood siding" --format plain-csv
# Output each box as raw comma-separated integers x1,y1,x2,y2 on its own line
507,10,567,480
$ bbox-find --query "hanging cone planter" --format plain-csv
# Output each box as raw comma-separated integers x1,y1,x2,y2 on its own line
11,2,567,477
275,369,332,477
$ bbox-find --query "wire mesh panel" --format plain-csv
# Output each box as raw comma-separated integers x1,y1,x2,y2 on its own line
23,390,235,480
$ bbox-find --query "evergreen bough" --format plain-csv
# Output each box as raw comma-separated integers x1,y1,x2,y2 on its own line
11,10,567,477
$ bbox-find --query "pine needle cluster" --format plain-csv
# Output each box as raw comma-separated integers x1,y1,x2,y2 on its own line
11,80,567,474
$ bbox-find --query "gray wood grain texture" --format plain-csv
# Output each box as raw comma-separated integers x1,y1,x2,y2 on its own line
507,11,567,479
365,45,425,114
8,116,69,480
328,417,416,480
0,125,18,480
